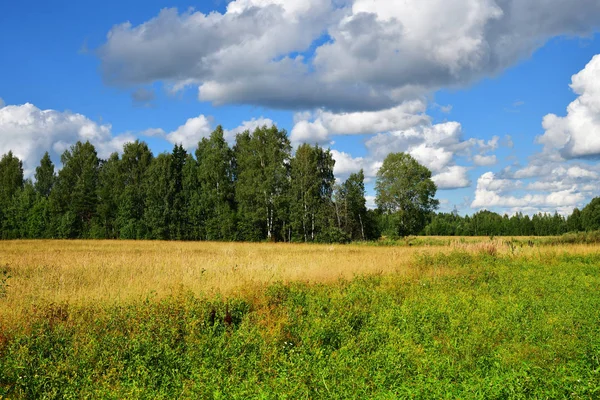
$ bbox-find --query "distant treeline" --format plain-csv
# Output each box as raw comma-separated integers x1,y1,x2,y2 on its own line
424,203,600,237
0,124,599,241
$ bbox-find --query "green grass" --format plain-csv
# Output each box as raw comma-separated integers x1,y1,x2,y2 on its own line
1,251,600,398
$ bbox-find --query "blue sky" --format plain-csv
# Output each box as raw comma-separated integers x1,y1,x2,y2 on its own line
1,0,600,215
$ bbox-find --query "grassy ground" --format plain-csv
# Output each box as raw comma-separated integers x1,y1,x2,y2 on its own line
1,240,599,398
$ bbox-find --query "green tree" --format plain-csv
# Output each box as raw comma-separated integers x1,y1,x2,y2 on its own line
0,151,24,205
143,153,172,240
0,151,24,235
375,152,438,237
567,207,583,232
4,180,37,239
169,144,187,240
50,141,100,238
343,170,368,240
234,126,291,241
182,154,201,240
117,141,153,238
96,153,124,239
581,197,600,231
195,126,236,241
34,152,56,198
289,144,337,242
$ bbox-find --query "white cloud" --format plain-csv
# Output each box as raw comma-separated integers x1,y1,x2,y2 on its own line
0,102,134,177
365,195,376,210
97,0,600,111
290,100,428,143
365,121,463,160
409,144,453,173
140,128,166,137
473,154,497,166
164,115,213,149
142,116,278,149
538,54,600,158
0,98,4,108
330,150,380,180
471,171,585,209
432,166,471,190
225,117,275,142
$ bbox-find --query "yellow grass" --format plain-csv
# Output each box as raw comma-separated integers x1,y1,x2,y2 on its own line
1,239,599,328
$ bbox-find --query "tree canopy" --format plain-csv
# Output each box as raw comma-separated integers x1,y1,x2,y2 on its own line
375,152,439,237
0,128,598,242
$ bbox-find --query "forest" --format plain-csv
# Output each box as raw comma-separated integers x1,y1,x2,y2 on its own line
0,125,598,242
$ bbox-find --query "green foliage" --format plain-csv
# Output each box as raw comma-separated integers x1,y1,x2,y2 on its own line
116,141,154,239
2,133,600,242
424,209,571,237
376,152,439,237
143,153,173,240
97,153,124,239
2,252,600,397
334,170,375,241
289,144,336,242
234,126,291,241
581,197,600,231
34,152,55,198
0,151,24,206
49,141,100,238
195,126,237,241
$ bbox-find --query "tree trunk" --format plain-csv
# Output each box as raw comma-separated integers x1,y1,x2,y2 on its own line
359,213,365,241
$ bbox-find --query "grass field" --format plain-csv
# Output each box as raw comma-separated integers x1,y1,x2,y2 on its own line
1,239,600,398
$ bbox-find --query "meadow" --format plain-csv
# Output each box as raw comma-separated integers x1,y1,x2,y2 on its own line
1,239,599,398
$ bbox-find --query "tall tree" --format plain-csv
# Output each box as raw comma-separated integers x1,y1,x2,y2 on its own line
234,126,291,241
343,170,368,240
118,141,153,238
195,126,236,240
375,152,438,237
567,207,583,232
182,153,201,240
50,141,100,238
581,197,600,231
34,152,56,198
96,153,123,239
143,153,172,240
170,144,187,240
289,144,336,242
0,151,24,205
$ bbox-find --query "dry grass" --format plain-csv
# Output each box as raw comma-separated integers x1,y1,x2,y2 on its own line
1,239,599,328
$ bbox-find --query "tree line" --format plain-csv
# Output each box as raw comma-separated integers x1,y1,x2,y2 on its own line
424,203,600,237
1,124,598,241
0,126,379,242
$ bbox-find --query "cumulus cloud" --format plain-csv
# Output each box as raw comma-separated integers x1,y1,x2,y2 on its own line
290,100,428,143
432,166,470,190
0,101,135,177
473,154,497,166
224,117,275,143
97,0,600,111
538,54,600,158
142,116,278,149
143,115,213,150
329,150,381,180
0,98,4,108
471,171,587,210
480,54,600,214
166,115,213,149
318,118,476,189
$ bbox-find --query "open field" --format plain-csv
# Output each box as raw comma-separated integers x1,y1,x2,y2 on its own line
1,239,600,398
